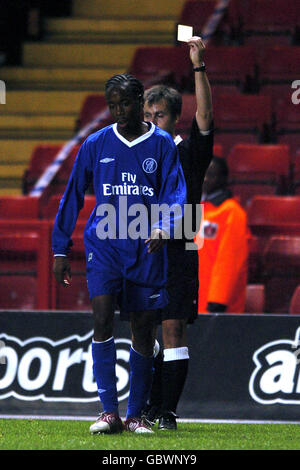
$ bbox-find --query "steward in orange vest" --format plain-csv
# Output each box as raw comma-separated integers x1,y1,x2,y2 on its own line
195,157,249,313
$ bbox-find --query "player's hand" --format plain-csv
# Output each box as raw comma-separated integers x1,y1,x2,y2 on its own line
188,36,205,67
53,256,72,287
145,229,168,253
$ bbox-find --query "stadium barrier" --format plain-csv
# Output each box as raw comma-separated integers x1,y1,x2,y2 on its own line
0,311,300,422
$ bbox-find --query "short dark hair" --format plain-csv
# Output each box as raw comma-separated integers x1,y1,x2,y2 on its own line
105,73,144,102
212,156,229,181
144,85,182,119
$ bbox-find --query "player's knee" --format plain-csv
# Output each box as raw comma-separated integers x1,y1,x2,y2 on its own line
131,334,154,357
91,295,115,340
92,310,114,341
130,313,156,356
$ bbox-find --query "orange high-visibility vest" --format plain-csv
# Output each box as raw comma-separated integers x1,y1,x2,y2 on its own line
195,198,249,314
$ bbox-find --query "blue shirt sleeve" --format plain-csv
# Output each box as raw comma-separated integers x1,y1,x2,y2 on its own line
52,140,93,255
152,139,187,238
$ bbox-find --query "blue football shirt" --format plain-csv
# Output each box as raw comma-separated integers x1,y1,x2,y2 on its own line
52,122,186,287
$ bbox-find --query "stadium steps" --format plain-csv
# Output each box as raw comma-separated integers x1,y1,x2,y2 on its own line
44,18,176,44
0,115,75,139
1,90,90,115
22,42,171,68
72,0,186,19
0,67,122,91
0,0,186,195
0,139,64,195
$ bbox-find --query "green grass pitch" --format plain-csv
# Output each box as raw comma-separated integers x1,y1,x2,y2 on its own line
1,419,300,451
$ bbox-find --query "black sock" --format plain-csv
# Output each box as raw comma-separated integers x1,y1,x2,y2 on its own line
161,359,189,414
147,350,163,409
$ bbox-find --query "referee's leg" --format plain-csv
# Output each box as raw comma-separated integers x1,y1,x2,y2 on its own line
162,318,187,349
159,318,189,429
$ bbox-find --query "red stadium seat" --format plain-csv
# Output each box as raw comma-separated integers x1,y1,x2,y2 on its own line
245,284,265,313
175,94,197,136
258,47,300,99
203,46,256,93
49,218,89,310
23,144,63,195
213,134,260,158
227,144,290,206
247,196,300,275
289,285,300,314
214,94,272,130
263,236,300,272
213,94,273,156
262,236,300,313
0,196,40,219
293,151,300,194
130,46,191,90
50,145,81,194
248,235,264,283
240,0,300,46
247,196,300,238
177,0,240,44
179,0,217,35
54,276,91,311
0,220,51,310
41,194,96,220
0,276,37,309
76,94,112,131
274,93,300,156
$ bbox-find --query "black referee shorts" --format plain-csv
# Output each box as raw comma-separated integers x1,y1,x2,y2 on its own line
157,241,199,324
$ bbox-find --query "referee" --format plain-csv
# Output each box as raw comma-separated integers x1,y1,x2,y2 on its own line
143,36,213,430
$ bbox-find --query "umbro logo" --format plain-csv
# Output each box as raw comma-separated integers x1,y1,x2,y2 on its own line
100,157,115,163
149,294,160,299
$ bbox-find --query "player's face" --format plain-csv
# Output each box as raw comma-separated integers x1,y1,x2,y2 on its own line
144,99,177,137
107,86,142,133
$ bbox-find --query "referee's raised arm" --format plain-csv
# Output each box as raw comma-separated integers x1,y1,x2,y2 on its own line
187,36,213,132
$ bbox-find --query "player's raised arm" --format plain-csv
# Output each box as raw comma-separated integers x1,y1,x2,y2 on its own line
187,36,213,132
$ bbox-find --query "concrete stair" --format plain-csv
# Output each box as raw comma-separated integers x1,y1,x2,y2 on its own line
0,0,187,194
2,90,92,115
72,0,185,19
0,139,64,194
0,67,122,91
44,17,176,44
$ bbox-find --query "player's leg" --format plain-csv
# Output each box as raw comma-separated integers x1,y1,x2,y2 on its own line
89,294,123,434
158,318,189,430
142,332,163,422
124,309,157,433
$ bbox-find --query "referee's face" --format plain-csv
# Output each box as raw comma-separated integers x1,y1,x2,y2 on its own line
144,99,177,138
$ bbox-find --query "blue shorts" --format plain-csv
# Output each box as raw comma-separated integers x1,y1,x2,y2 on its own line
85,238,168,315
86,271,168,315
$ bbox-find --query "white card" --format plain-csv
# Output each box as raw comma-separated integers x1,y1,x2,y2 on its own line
177,24,193,42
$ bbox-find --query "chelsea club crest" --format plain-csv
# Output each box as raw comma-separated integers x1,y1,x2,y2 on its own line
142,158,157,174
